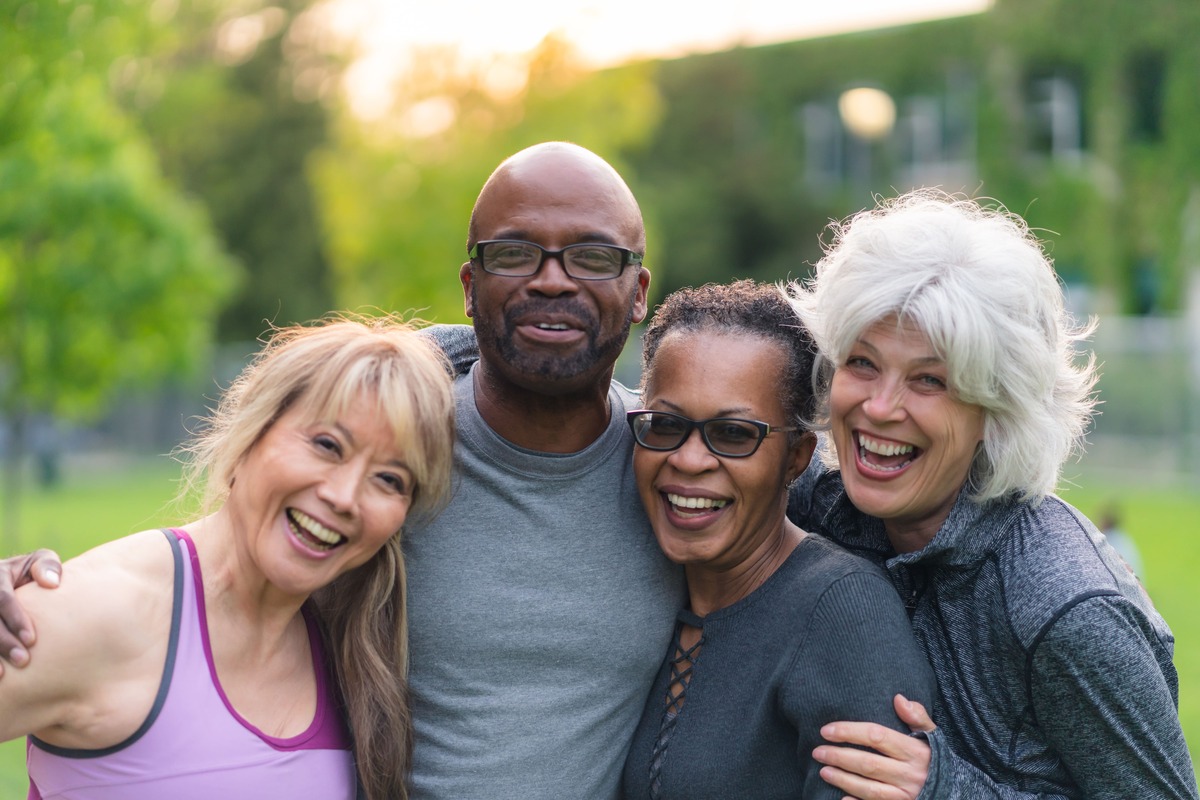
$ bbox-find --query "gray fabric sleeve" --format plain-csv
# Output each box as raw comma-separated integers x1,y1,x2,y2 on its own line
1030,595,1197,800
918,729,1071,799
420,324,478,376
918,595,1199,800
792,571,938,800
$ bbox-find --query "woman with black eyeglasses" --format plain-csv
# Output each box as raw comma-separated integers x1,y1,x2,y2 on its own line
620,280,935,800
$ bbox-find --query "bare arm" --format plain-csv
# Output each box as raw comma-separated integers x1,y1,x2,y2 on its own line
0,532,172,746
0,549,63,673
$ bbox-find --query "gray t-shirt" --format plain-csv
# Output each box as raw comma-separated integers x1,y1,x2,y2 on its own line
403,365,685,799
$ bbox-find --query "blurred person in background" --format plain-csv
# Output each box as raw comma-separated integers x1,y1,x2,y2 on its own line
787,190,1198,799
1098,503,1144,579
621,280,935,798
0,316,456,800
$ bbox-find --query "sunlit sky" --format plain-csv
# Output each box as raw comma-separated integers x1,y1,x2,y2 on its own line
321,0,992,119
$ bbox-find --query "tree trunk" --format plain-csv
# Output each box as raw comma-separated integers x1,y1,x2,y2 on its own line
2,409,25,555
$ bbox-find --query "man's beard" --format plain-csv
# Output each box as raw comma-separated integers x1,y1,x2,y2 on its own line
473,293,634,382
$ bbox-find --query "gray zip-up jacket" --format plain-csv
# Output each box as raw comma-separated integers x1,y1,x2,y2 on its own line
789,462,1198,799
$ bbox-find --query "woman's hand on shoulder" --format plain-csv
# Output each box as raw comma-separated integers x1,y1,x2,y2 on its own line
812,695,935,800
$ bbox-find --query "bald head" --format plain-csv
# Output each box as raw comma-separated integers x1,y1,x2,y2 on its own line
468,142,644,252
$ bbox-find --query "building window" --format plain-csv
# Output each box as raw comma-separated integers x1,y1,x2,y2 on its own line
893,70,977,190
1024,69,1085,162
1127,50,1165,143
799,102,844,187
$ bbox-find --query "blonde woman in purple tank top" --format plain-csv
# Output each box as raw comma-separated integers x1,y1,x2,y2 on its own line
0,315,455,800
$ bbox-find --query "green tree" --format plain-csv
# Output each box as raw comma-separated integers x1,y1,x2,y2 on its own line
130,0,337,342
0,1,239,547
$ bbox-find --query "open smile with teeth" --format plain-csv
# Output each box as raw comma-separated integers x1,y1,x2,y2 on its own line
534,322,573,331
287,508,347,551
857,432,918,472
665,492,729,515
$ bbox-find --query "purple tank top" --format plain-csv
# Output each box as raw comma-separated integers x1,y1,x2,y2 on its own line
27,529,356,799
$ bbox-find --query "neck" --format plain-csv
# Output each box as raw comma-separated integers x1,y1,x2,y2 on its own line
684,519,805,618
472,360,614,453
182,514,308,646
882,517,944,554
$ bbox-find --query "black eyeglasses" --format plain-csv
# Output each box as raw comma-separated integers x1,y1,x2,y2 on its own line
626,410,798,458
468,239,643,281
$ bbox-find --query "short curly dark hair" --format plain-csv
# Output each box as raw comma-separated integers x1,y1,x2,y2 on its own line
640,279,817,430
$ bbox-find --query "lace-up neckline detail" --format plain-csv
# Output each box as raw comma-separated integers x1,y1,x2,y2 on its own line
648,609,705,799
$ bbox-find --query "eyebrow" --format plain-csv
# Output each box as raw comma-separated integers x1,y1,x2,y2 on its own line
654,399,758,418
491,230,621,246
334,421,412,471
852,338,943,366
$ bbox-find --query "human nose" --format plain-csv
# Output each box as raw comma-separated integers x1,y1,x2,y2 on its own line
666,427,720,472
524,251,579,296
862,376,906,422
317,463,362,516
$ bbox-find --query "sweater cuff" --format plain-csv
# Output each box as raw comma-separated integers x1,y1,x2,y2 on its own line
913,728,946,800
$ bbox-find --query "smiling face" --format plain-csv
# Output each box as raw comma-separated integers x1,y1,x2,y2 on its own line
634,330,814,570
460,145,649,395
224,394,415,599
830,316,986,549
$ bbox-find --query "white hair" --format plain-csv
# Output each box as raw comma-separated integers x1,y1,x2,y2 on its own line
786,189,1099,504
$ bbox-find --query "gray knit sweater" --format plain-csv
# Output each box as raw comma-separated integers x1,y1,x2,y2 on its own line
788,462,1199,799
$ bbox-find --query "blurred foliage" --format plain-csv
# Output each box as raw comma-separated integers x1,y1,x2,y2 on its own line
0,0,239,541
979,0,1200,313
0,0,237,420
127,0,339,341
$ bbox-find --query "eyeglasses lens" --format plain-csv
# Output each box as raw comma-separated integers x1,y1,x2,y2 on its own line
633,413,763,457
703,420,762,455
480,241,625,279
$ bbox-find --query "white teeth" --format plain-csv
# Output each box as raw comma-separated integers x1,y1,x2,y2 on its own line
289,509,344,547
666,493,728,511
536,323,569,330
858,434,914,458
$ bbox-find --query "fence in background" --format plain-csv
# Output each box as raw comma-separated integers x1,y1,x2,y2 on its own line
1082,314,1200,486
4,316,1199,488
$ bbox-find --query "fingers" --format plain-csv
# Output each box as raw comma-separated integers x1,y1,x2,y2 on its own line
26,550,63,589
819,721,924,759
0,585,35,669
813,742,928,800
816,761,909,800
894,694,936,733
0,549,63,669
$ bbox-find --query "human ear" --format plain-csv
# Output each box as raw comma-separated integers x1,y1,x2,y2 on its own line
459,262,475,318
630,267,650,324
786,432,818,484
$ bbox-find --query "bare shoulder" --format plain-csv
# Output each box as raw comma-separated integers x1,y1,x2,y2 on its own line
2,529,178,744
33,528,177,625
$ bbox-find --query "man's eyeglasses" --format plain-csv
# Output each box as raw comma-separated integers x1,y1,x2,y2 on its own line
469,239,643,281
626,410,798,458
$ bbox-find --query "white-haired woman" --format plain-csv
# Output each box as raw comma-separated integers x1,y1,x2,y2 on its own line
787,191,1197,799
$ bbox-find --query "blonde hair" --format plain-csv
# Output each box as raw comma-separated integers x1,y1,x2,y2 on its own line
787,190,1098,504
178,313,456,800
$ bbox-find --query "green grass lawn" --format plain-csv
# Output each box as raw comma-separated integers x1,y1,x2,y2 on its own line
0,458,1197,795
